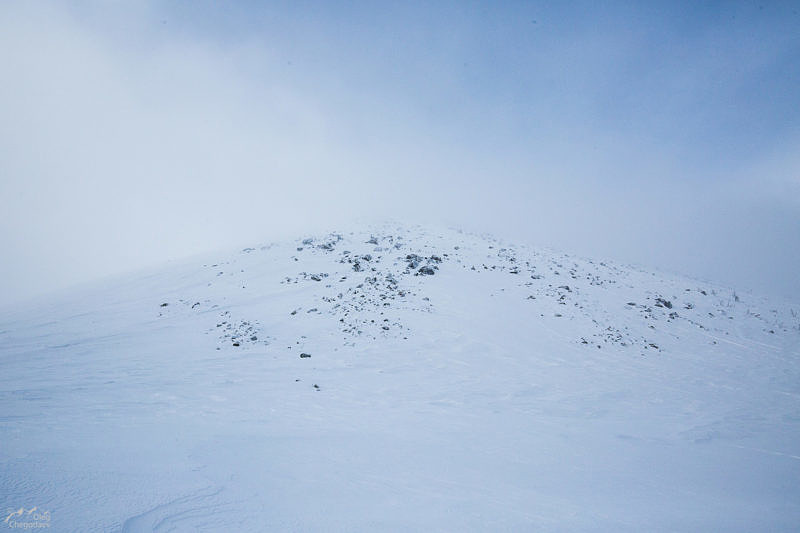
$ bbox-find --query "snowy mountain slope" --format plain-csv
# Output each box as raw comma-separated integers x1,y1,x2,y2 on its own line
1,223,799,531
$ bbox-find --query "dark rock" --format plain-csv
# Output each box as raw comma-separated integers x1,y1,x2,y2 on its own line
300,353,311,358
655,298,672,309
160,303,168,307
417,266,436,276
405,254,423,268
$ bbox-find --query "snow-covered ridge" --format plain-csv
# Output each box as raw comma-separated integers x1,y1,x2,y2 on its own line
1,223,799,531
150,223,797,356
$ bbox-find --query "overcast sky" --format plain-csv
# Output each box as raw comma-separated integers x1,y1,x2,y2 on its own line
1,1,799,304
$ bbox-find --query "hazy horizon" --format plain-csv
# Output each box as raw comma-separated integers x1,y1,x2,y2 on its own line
2,1,798,304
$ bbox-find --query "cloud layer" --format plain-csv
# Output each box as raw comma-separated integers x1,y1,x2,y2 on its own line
1,1,798,303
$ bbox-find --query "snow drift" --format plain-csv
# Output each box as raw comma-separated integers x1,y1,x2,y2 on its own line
1,223,799,531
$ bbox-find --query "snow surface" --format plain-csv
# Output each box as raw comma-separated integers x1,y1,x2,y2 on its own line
1,223,799,531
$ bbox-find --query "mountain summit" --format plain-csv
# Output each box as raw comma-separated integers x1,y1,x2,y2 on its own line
2,223,799,531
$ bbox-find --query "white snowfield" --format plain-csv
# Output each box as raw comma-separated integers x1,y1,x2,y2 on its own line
1,224,799,531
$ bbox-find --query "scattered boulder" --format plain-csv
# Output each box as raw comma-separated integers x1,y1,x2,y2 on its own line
417,266,436,276
655,298,673,309
405,254,422,269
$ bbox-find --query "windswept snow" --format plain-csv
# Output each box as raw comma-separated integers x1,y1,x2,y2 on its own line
1,223,799,531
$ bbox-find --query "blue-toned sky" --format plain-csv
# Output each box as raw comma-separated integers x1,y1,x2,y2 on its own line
1,1,799,303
